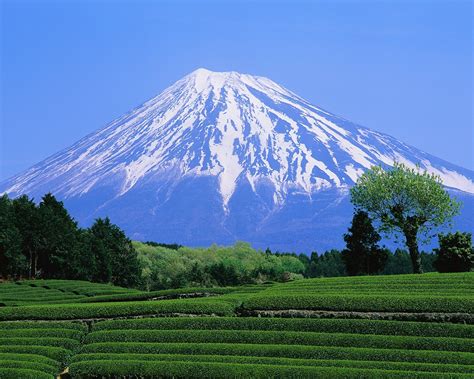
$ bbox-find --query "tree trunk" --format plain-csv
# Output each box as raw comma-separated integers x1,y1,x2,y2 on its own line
404,227,423,274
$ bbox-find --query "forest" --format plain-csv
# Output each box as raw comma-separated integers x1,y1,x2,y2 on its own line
1,189,471,290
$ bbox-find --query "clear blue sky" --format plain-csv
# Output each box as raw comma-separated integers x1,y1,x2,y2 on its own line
1,0,472,181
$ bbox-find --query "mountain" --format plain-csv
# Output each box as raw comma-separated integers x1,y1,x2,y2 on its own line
1,68,473,252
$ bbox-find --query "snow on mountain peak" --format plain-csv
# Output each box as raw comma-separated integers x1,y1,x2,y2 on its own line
2,68,474,214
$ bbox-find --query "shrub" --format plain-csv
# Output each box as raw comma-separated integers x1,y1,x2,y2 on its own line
68,359,466,379
0,337,80,351
0,353,58,367
70,353,474,374
0,360,57,375
91,316,474,338
0,299,236,320
242,294,474,313
78,287,235,303
84,329,473,352
0,321,86,331
0,345,71,364
0,328,84,340
0,368,53,379
81,343,474,365
434,232,473,273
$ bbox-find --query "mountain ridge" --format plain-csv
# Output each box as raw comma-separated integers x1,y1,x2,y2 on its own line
1,68,473,251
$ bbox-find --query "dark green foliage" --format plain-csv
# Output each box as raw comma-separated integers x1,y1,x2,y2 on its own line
68,359,471,379
1,193,140,288
242,272,474,314
434,232,473,272
144,241,183,250
308,250,346,277
37,194,81,278
11,194,42,278
70,354,474,374
421,252,436,272
0,345,71,363
0,361,57,376
383,249,412,274
0,368,53,379
0,298,236,320
242,293,473,313
0,195,26,277
342,211,388,275
81,342,474,365
84,329,474,352
87,218,141,287
92,317,474,338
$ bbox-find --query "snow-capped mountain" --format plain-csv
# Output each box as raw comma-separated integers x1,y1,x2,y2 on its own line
2,68,473,251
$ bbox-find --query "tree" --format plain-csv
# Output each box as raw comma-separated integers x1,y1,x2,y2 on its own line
341,211,388,275
12,195,42,278
350,162,460,273
383,249,411,275
37,193,80,278
0,195,26,278
433,232,473,272
88,218,141,287
309,250,346,277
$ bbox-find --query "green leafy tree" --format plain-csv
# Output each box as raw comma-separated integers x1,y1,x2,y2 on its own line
350,162,460,273
12,195,42,278
342,211,388,275
433,232,473,272
0,195,26,278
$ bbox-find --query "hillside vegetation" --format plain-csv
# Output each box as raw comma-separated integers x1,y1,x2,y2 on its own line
0,273,472,378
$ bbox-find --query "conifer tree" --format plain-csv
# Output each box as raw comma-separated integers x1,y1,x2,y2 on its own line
342,211,388,275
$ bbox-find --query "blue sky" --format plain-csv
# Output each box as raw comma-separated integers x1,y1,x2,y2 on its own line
1,0,472,181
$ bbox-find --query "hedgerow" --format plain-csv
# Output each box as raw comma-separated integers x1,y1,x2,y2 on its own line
0,337,81,351
0,360,57,375
84,329,474,352
67,359,472,378
242,294,474,313
0,345,71,363
0,321,86,331
81,343,474,365
70,353,474,374
0,299,236,320
78,287,236,303
91,316,474,338
0,368,53,379
17,280,140,297
0,353,58,368
1,328,84,340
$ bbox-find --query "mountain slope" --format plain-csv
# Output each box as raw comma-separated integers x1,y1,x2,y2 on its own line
1,68,473,251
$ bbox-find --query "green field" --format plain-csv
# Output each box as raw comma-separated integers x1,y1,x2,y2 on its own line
0,274,473,378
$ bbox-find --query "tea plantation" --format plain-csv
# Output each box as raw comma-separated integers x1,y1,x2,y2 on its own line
0,273,473,378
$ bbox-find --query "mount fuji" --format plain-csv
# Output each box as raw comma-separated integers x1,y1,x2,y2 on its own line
1,68,473,252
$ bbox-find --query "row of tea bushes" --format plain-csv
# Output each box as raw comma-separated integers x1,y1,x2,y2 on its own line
0,298,237,321
92,316,474,338
0,321,86,378
69,315,474,378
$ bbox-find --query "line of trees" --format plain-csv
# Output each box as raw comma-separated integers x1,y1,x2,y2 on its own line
335,210,472,277
0,193,141,287
1,163,472,291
